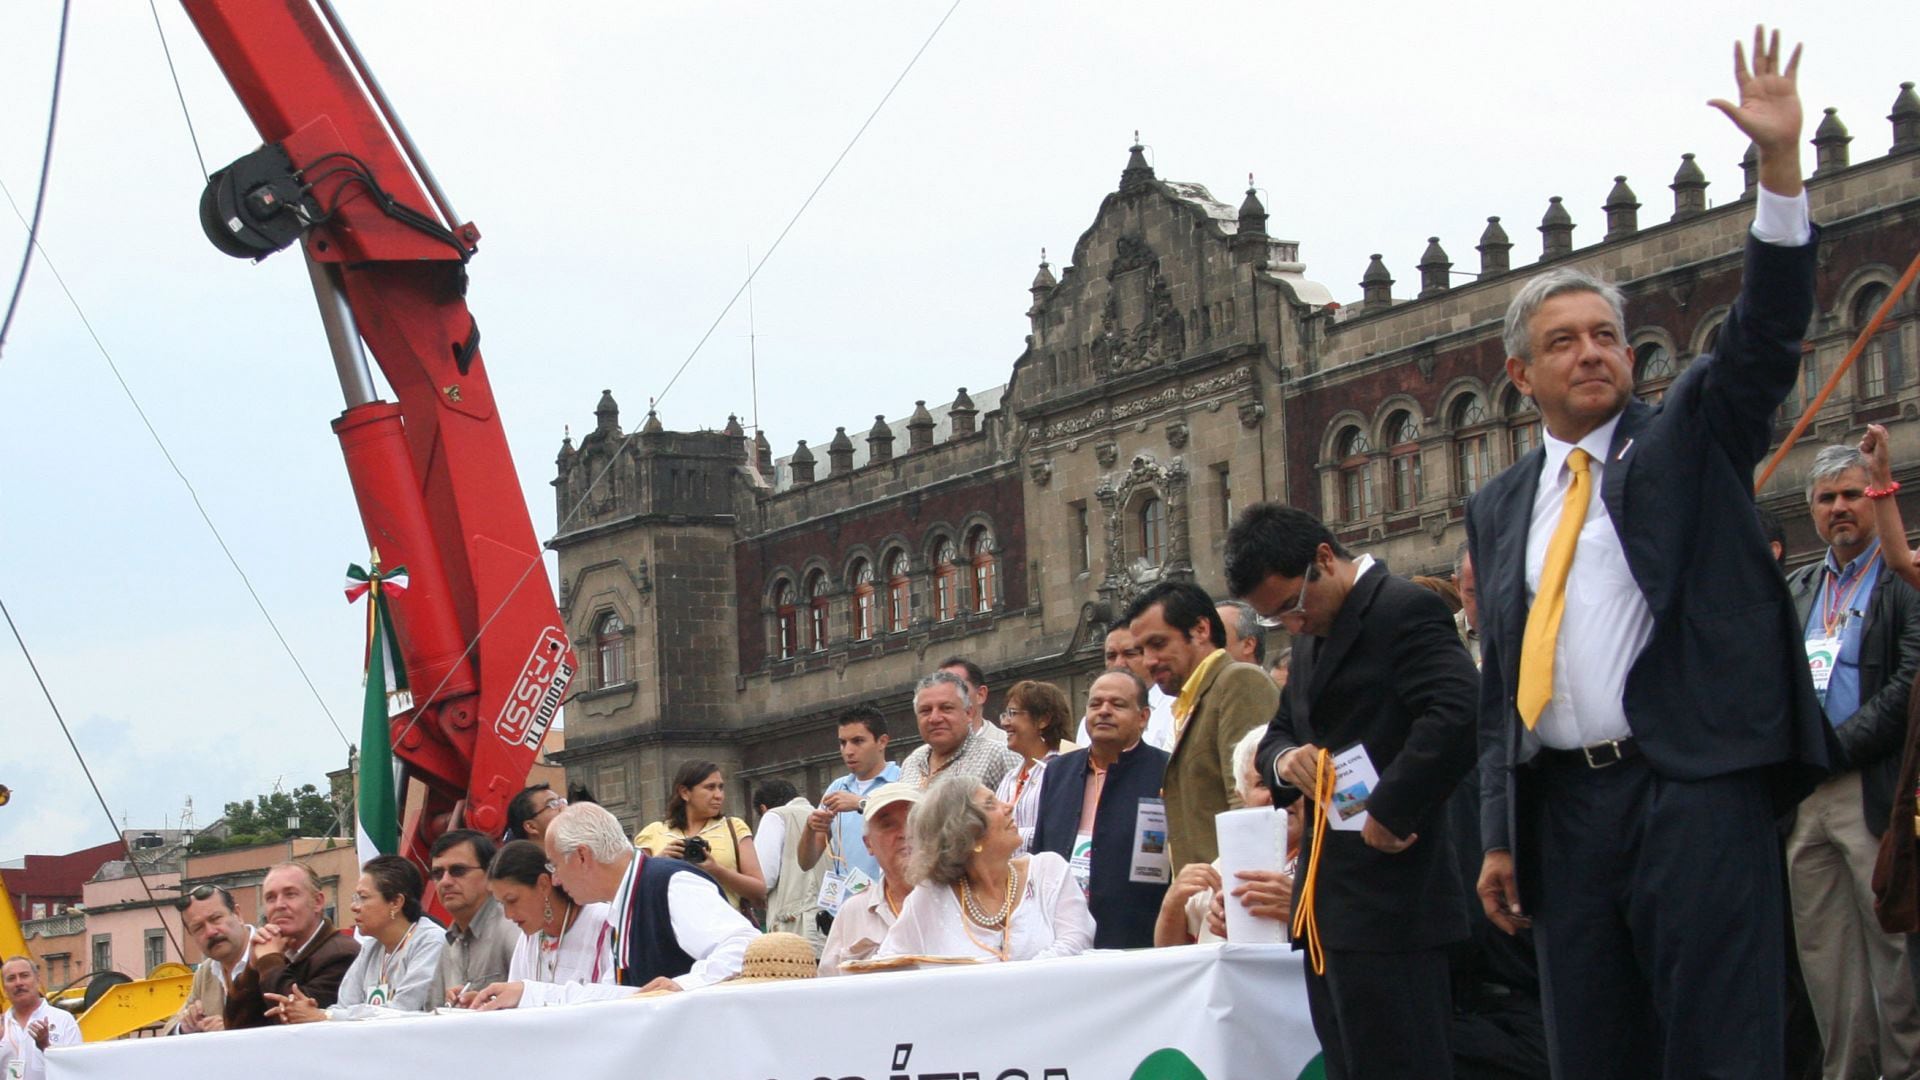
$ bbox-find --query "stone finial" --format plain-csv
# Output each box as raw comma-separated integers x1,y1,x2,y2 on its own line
906,400,935,452
594,389,619,434
867,414,895,464
723,413,744,437
1812,107,1852,176
1476,216,1512,277
1030,249,1057,293
640,409,664,434
1670,153,1708,220
1740,142,1759,199
556,427,575,466
1238,180,1268,236
1538,196,1574,260
1603,176,1640,241
1893,82,1920,154
827,426,855,476
1120,137,1155,194
754,430,773,476
950,387,978,439
1416,237,1451,298
789,440,816,485
1360,254,1394,311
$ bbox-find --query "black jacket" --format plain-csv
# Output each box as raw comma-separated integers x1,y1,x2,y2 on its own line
1466,233,1834,858
1255,563,1480,953
1030,741,1171,949
1787,556,1920,836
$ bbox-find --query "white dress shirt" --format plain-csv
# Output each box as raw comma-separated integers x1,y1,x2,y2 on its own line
754,810,787,890
1523,188,1811,754
518,854,757,1005
3,1000,81,1080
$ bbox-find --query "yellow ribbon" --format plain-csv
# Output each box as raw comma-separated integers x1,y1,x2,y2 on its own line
1289,748,1332,976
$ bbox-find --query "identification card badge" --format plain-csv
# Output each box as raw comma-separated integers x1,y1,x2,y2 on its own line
366,982,391,1007
1327,743,1382,832
818,863,873,916
6,1056,21,1080
1069,834,1094,896
1129,796,1171,884
1806,636,1842,693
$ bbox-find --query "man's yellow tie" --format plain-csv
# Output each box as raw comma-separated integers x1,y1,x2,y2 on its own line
1518,448,1592,728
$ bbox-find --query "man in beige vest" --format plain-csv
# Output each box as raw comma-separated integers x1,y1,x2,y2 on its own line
753,780,826,952
168,885,253,1034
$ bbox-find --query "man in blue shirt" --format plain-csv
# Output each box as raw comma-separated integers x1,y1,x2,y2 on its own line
799,705,899,917
1786,442,1920,1078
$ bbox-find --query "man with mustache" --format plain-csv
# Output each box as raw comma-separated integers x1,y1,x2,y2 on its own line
1784,443,1920,1077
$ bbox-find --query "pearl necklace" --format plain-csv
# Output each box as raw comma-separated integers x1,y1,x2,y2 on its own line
961,865,1018,928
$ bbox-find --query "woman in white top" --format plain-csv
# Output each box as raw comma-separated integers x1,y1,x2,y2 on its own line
267,855,445,1021
482,839,615,994
878,773,1093,963
993,680,1076,852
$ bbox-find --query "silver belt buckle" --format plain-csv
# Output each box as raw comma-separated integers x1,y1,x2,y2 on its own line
1581,739,1624,768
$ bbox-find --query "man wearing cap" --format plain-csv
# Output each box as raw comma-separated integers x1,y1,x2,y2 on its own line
819,783,920,976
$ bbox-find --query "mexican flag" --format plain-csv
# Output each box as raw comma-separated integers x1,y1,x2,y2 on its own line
346,559,410,866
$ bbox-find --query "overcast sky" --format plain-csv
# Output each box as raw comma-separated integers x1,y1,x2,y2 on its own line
1,3,1910,861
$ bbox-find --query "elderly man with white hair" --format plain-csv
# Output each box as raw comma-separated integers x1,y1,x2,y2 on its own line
466,801,758,1009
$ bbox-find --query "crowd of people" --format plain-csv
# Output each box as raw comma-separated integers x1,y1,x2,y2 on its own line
8,24,1918,1080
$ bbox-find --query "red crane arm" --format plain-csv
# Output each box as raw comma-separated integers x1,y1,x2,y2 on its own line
179,0,575,861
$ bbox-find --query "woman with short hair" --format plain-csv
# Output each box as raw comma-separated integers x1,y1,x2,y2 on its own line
993,680,1074,850
876,774,1092,962
266,855,445,1020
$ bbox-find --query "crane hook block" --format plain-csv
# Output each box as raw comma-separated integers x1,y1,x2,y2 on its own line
199,144,319,260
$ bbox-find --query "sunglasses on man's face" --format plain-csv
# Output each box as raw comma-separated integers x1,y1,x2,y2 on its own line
428,864,483,881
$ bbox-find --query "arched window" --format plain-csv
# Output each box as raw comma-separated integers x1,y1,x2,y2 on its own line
1450,394,1492,498
595,612,628,688
1386,410,1422,512
806,570,830,651
772,580,798,660
884,550,911,632
1855,283,1899,399
968,527,997,612
933,539,958,622
1334,426,1375,521
851,559,876,641
1635,341,1676,403
1502,386,1541,464
1139,499,1166,566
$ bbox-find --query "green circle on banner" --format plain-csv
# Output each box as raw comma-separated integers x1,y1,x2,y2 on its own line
1127,1048,1325,1080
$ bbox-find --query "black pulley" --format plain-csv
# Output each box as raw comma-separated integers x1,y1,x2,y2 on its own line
199,144,318,259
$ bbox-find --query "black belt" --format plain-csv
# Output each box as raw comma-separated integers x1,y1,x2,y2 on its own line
1529,736,1640,770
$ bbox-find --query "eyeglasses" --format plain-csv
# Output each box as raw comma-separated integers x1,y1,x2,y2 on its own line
1256,565,1319,628
428,864,482,881
998,707,1027,722
539,797,568,814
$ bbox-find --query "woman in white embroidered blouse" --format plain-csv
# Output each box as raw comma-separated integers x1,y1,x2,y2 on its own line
482,840,615,995
877,774,1093,963
267,855,445,1021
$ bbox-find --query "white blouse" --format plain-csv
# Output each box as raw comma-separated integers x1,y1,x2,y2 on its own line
506,901,616,994
876,852,1093,963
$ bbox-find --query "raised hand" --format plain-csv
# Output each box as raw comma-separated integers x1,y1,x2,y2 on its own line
1862,423,1894,487
1707,25,1804,194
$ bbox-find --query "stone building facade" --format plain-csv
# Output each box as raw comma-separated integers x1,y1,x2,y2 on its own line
550,84,1920,831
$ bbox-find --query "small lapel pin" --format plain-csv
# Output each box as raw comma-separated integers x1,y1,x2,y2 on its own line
1616,438,1634,462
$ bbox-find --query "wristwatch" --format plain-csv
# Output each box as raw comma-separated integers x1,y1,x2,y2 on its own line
857,797,869,813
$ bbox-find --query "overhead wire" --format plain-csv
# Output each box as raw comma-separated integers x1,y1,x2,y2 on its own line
146,0,209,180
0,179,352,748
392,0,965,747
0,0,72,360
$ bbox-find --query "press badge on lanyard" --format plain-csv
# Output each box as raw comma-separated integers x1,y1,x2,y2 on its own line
1806,636,1842,693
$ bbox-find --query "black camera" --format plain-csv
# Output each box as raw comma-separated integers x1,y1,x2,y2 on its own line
815,910,835,936
681,836,710,864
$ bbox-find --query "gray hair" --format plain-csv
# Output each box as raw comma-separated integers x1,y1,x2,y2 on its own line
547,801,633,865
1216,599,1265,664
1805,444,1871,504
913,670,971,708
1502,268,1627,362
1230,727,1267,803
905,773,989,887
1454,540,1471,574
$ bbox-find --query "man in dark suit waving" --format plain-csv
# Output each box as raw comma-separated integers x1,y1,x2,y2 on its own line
1464,26,1830,1079
1229,504,1480,1079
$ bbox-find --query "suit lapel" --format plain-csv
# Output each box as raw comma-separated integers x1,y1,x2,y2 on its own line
1306,564,1386,705
1491,448,1543,655
1165,651,1229,770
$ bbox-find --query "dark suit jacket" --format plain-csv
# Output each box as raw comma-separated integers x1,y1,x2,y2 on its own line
1255,564,1480,952
1465,233,1833,859
1164,655,1279,867
1030,741,1172,949
1786,557,1920,835
225,918,360,1029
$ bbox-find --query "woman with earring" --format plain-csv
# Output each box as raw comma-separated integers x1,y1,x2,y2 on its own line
265,855,445,1020
875,773,1093,963
484,839,614,993
634,760,767,913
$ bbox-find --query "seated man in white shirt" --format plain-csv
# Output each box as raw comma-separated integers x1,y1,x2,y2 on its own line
467,801,758,1008
818,783,921,975
3,956,80,1080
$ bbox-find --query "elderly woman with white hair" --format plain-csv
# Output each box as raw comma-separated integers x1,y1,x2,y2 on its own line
875,773,1093,963
1153,726,1301,946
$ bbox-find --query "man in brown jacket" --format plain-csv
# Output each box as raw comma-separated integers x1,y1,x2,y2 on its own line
225,863,359,1029
1124,580,1280,868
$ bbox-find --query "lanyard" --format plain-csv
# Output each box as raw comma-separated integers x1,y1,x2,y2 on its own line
1010,760,1038,808
829,773,888,864
1822,549,1880,637
375,921,418,992
609,853,642,984
536,903,577,982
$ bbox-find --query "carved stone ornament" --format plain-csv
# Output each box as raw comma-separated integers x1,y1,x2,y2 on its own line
1095,442,1120,468
1029,458,1054,486
1238,401,1265,429
1165,420,1189,449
